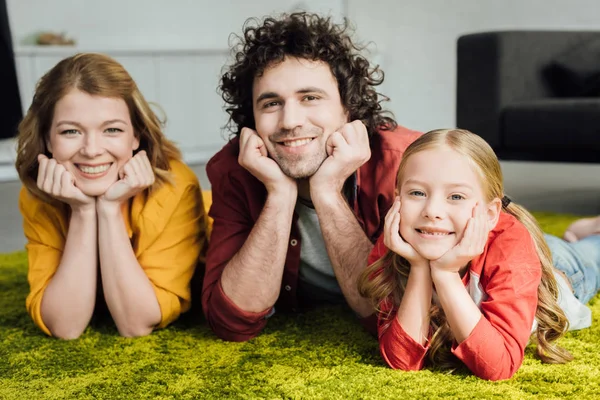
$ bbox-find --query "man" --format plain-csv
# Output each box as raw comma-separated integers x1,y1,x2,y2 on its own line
203,12,421,341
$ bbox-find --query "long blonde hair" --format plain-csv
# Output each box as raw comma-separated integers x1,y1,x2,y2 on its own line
15,52,181,205
359,128,572,370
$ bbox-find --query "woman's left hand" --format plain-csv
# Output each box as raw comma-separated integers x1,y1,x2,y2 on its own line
430,204,489,274
98,151,155,209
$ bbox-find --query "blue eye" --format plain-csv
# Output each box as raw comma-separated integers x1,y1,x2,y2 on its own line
450,194,465,200
60,129,79,136
409,190,425,197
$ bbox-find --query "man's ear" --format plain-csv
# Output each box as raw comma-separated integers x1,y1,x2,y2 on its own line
486,198,502,230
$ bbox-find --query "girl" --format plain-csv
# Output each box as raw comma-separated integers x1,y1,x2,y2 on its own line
15,53,208,339
359,129,600,381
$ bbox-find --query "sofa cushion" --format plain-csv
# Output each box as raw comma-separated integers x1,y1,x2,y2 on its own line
502,98,600,151
543,37,600,97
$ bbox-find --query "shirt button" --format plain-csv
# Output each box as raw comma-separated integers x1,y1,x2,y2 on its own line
290,239,298,246
284,285,292,291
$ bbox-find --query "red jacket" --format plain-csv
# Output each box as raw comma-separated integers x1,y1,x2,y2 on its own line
373,212,542,381
203,125,421,341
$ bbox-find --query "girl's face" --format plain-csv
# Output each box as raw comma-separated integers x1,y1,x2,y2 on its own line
47,88,140,196
398,147,499,260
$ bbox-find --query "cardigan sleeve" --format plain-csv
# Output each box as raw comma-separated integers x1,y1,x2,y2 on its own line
19,187,67,336
136,163,207,329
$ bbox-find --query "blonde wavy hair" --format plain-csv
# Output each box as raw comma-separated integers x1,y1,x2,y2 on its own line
15,52,181,204
359,128,572,371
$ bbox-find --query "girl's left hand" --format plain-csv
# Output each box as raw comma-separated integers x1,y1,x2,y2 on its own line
99,151,155,207
430,204,489,274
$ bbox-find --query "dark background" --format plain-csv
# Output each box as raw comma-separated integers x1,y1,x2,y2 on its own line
1,0,22,139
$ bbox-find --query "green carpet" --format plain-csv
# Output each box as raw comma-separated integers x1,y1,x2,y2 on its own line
1,213,599,399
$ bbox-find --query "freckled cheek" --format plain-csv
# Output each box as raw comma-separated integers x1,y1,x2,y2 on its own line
398,205,416,237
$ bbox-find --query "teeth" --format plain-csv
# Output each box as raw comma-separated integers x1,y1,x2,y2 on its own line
78,164,110,174
283,138,312,147
418,229,450,236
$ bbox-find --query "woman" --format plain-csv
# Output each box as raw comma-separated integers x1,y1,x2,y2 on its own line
15,53,208,339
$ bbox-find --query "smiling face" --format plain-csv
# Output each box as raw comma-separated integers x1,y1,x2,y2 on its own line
47,88,139,196
252,56,349,179
398,147,493,260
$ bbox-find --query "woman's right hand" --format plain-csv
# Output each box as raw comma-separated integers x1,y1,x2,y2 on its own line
37,154,95,211
384,196,429,268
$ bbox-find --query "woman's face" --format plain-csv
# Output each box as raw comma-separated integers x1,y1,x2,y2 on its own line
47,88,140,196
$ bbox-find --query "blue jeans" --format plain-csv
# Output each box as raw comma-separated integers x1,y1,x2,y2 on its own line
545,234,600,304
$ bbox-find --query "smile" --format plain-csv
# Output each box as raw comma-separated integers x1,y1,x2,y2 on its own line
76,163,112,175
416,228,454,236
280,138,314,147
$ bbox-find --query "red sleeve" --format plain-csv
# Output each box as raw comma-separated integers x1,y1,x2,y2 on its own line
201,156,271,342
451,227,542,381
379,302,430,371
368,235,429,369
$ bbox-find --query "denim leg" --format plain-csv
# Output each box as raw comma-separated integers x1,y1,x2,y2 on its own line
544,234,600,304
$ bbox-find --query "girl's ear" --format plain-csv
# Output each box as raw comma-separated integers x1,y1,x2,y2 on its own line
132,133,140,151
486,197,502,230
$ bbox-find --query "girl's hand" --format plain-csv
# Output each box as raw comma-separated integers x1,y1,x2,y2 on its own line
430,204,489,274
36,154,95,211
384,196,429,268
98,151,155,210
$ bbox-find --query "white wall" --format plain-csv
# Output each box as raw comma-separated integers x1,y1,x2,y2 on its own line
348,0,600,132
7,0,345,49
3,0,345,177
11,0,600,135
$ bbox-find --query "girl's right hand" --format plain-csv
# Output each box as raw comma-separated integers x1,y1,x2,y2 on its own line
384,196,428,268
37,154,95,210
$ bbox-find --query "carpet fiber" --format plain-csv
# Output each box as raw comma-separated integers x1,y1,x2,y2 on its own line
1,213,599,399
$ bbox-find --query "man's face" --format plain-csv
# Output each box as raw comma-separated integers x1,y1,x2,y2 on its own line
252,56,349,179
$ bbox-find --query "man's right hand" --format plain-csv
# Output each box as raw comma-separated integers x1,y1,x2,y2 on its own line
238,128,296,194
37,154,95,211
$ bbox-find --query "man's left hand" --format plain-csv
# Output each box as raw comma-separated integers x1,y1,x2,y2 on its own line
310,120,371,197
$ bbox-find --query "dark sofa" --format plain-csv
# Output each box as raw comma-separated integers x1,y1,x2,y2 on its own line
456,31,600,163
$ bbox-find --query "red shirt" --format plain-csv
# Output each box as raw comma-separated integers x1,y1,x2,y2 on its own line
203,125,421,341
372,212,542,381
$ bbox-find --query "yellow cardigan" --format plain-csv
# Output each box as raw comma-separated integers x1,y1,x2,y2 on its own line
19,159,208,336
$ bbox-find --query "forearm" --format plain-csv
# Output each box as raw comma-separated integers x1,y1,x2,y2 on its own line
97,206,161,337
431,270,482,343
312,192,374,317
220,189,296,312
396,264,432,345
41,208,98,339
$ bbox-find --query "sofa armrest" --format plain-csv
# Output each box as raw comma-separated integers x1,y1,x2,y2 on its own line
456,30,600,148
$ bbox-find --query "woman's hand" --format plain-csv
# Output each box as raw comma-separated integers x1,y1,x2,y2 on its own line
384,196,429,269
36,154,95,211
97,151,155,212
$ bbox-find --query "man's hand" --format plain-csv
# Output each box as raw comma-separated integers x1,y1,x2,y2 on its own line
430,204,489,275
98,150,155,211
36,154,95,211
310,120,371,197
238,127,296,194
384,197,429,269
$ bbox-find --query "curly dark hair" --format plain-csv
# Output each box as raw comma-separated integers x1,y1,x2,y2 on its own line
219,12,397,137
